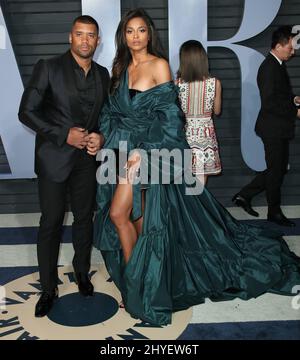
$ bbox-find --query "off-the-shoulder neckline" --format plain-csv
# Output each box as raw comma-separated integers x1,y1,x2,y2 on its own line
125,69,173,96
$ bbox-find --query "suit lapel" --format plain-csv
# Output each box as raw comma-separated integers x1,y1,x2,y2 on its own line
268,53,281,68
62,51,84,124
281,62,292,87
268,54,291,91
85,62,104,131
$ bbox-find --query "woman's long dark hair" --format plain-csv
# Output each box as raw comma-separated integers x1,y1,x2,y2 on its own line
110,8,166,93
177,40,209,82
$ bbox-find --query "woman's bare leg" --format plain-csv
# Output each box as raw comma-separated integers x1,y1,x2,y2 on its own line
110,181,137,264
133,191,145,236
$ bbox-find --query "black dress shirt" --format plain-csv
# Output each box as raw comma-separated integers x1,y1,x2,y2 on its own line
70,53,96,127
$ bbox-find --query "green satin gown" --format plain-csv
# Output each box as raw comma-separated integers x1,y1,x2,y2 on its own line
94,70,300,326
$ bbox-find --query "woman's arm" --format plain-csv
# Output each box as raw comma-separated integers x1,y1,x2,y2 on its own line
213,78,222,116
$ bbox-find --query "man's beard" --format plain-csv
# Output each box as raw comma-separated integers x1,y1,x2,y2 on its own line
76,47,95,59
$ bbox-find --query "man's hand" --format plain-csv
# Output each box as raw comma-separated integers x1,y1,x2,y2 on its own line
297,108,300,118
66,127,88,149
86,133,103,155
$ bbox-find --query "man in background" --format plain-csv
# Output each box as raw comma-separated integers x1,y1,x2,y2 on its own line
233,26,300,226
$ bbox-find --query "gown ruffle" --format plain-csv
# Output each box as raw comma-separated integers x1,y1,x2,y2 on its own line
94,70,300,326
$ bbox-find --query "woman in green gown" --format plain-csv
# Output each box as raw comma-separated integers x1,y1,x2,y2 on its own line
94,8,300,326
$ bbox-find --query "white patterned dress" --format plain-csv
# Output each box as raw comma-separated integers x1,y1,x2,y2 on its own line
178,78,222,175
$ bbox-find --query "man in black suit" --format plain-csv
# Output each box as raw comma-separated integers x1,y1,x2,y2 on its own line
19,15,110,317
233,26,300,227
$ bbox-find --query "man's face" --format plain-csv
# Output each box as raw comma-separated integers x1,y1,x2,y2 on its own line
69,21,99,59
276,37,295,61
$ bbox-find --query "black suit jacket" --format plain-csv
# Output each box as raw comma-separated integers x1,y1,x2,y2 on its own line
255,53,297,139
19,51,110,182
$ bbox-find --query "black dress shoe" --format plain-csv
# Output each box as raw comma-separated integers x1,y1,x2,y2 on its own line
74,273,94,297
267,213,296,227
232,194,259,217
35,288,58,317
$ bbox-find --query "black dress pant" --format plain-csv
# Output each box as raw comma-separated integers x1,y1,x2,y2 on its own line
37,151,97,293
239,138,289,216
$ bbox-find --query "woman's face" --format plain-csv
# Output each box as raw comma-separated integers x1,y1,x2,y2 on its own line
125,17,149,52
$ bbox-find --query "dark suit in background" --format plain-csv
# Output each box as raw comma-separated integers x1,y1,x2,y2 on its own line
238,53,298,216
19,50,109,293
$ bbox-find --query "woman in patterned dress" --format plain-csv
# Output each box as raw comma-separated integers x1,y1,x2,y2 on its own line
177,40,222,185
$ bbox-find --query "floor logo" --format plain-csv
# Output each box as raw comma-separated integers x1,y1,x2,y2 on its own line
0,265,191,340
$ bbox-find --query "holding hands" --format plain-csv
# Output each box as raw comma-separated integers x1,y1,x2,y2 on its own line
67,127,88,149
67,127,103,155
86,132,104,155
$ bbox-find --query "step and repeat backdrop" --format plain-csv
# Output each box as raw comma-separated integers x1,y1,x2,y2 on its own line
0,0,299,212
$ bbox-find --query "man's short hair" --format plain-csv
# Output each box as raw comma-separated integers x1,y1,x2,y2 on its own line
271,26,293,49
72,15,99,34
